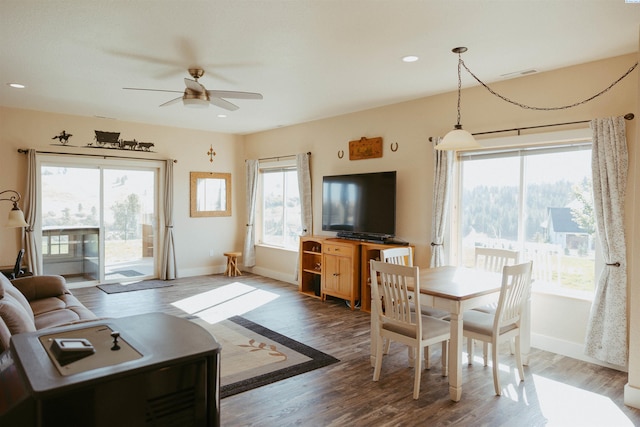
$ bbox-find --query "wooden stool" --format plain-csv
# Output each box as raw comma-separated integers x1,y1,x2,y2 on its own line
224,252,242,277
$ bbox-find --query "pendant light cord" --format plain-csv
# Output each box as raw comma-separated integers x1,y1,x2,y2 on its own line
456,52,462,127
460,59,638,111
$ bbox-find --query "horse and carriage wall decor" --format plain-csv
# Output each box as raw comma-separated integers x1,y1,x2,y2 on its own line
49,130,155,152
91,131,155,151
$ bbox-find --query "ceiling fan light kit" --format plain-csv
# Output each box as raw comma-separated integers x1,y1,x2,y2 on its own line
124,68,263,111
183,91,210,108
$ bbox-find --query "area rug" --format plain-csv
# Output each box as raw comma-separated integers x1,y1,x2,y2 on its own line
97,279,173,294
190,316,339,398
105,269,143,278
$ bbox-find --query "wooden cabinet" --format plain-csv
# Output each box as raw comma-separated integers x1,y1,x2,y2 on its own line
299,236,324,299
299,236,410,312
322,240,360,309
299,237,360,310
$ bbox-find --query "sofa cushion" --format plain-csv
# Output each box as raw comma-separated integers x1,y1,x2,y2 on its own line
0,295,37,336
0,273,34,321
33,294,97,330
10,275,68,301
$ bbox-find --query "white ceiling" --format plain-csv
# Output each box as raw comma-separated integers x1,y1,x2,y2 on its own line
1,1,638,135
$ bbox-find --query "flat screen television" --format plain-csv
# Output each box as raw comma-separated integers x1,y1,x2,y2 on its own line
322,171,396,241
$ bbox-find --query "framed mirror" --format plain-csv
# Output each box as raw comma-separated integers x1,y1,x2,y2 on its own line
190,172,231,217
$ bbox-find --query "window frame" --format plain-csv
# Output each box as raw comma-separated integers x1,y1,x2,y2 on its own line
448,128,601,299
255,158,301,251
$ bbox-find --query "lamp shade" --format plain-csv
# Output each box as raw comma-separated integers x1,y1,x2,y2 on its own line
7,207,29,228
435,127,482,151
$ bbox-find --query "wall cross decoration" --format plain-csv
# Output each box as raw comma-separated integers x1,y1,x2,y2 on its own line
207,145,217,163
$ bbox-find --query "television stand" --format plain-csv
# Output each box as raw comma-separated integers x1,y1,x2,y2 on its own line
298,236,414,313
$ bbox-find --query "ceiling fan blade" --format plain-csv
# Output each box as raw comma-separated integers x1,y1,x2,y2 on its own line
208,90,263,100
123,87,183,94
159,96,183,107
210,97,239,111
184,78,205,93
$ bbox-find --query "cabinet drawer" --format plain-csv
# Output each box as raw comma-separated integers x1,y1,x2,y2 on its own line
323,244,352,256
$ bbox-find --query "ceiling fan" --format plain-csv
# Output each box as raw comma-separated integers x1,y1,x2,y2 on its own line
123,68,262,111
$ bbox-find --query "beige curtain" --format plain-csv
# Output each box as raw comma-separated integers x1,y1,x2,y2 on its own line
24,149,41,275
430,137,452,267
294,152,312,281
160,160,177,280
243,159,259,267
584,116,628,366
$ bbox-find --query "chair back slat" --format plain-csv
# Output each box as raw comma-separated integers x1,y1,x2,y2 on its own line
370,260,420,338
380,247,413,266
493,261,533,330
475,247,519,273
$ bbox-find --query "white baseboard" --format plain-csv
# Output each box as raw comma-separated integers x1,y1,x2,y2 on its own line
624,383,640,409
178,265,224,278
531,333,626,372
244,266,297,286
160,265,297,285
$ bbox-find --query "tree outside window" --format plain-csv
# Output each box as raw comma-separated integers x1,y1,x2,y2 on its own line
259,165,301,250
459,145,597,293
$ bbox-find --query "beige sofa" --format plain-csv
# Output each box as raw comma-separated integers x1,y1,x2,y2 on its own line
0,273,97,353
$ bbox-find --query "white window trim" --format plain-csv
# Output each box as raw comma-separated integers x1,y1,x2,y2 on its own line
256,158,299,250
36,154,165,281
448,127,600,300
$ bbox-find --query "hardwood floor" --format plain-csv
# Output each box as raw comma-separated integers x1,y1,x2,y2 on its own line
72,273,640,426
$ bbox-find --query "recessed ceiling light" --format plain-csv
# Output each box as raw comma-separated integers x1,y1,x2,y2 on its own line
402,55,419,63
217,114,227,118
7,83,26,89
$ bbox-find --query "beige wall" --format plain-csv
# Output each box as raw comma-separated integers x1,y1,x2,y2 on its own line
1,53,638,406
243,54,639,404
0,108,246,276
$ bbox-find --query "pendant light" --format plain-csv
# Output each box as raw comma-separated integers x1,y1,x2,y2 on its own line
435,47,482,151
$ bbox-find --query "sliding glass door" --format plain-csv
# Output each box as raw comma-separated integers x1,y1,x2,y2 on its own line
102,168,156,282
39,156,161,285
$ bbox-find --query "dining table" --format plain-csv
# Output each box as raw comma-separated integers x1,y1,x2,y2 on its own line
369,265,531,402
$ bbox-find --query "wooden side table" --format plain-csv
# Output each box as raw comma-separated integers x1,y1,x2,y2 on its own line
224,252,242,276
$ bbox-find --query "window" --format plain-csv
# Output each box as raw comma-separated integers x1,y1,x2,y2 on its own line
42,234,69,256
257,160,301,250
456,141,600,295
39,157,160,284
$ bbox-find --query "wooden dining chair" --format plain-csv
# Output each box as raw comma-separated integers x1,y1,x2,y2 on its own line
380,246,414,266
474,247,519,273
379,247,449,369
370,260,450,399
380,247,449,317
462,261,533,395
471,247,520,363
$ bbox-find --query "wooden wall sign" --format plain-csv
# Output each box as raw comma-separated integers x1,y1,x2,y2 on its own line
349,137,383,160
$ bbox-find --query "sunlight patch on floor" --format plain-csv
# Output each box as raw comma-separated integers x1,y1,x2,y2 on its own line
533,373,634,426
171,281,279,323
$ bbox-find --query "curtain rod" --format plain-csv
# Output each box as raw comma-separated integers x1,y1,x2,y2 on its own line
17,148,177,163
473,113,635,137
255,151,311,162
429,113,634,141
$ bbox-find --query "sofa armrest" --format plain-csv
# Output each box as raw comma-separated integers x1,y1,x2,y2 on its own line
10,275,70,301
